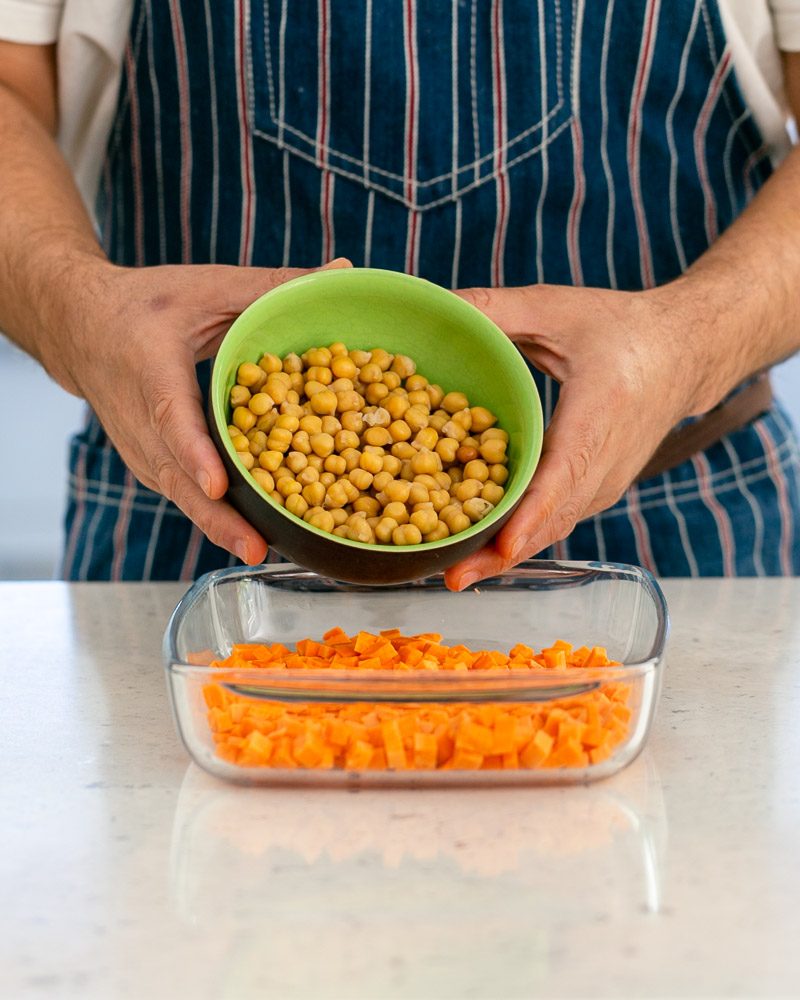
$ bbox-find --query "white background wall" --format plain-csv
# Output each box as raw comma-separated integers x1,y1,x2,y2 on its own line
2,333,800,580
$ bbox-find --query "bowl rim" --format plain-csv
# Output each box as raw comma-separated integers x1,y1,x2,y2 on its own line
210,267,544,555
163,559,670,698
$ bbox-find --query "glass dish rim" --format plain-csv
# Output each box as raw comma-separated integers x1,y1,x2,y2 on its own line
163,559,669,699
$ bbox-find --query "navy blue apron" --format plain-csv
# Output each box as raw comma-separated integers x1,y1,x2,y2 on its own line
63,0,800,579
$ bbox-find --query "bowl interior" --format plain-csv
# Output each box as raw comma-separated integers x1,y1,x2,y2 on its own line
211,268,543,552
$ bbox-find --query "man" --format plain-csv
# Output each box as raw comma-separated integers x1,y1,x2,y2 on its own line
1,1,800,587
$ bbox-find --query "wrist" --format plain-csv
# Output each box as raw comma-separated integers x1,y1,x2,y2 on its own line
31,248,118,397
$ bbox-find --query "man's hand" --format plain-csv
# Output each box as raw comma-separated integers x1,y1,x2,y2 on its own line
49,257,349,565
444,282,711,590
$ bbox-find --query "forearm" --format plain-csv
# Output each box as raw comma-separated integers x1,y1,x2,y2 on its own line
665,144,800,415
0,82,108,393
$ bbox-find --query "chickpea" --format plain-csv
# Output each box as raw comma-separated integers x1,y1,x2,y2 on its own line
424,520,450,542
259,449,283,472
230,433,249,452
270,490,285,506
359,450,384,475
349,349,372,367
383,501,410,524
479,438,507,463
407,389,431,410
287,384,302,401
291,430,312,455
282,352,303,373
382,371,401,391
392,524,422,546
390,354,416,378
281,401,304,418
391,441,417,461
481,427,509,443
449,467,464,485
434,471,452,491
258,352,283,374
405,373,428,391
332,525,350,538
309,432,335,458
407,483,430,506
489,464,509,485
330,377,354,394
365,382,390,404
436,437,459,464
328,341,348,357
276,476,302,498
285,493,309,518
303,380,327,397
456,444,479,464
382,455,402,476
310,390,338,415
324,482,349,509
302,481,326,507
307,454,324,471
331,355,357,380
442,390,469,413
454,479,483,502
305,365,332,385
275,413,300,432
425,383,444,409
296,414,320,436
348,518,374,544
410,450,441,476
452,408,472,432
306,347,333,367
336,390,363,413
331,507,349,526
464,459,490,483
369,347,393,371
307,510,336,533
251,468,275,493
388,420,412,443
410,508,438,535
247,430,268,456
233,406,257,433
441,419,467,442
297,466,319,487
349,468,374,491
375,517,399,543
354,495,381,516
237,361,266,388
266,427,292,453
319,471,336,488
341,410,364,434
339,447,362,472
429,489,450,512
399,461,414,482
256,411,278,433
381,479,409,504
386,394,410,420
413,474,439,491
324,454,347,476
371,470,393,493
428,411,449,432
230,384,251,409
321,415,342,436
361,426,391,448
265,376,288,404
463,497,495,522
404,405,430,432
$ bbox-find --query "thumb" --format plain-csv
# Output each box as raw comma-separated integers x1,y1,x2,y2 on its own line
209,258,354,315
456,283,575,339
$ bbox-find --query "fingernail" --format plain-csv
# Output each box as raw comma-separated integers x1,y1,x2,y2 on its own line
198,470,212,497
235,540,249,563
457,571,481,591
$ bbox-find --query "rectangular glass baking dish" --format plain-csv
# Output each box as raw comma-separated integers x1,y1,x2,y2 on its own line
163,560,668,786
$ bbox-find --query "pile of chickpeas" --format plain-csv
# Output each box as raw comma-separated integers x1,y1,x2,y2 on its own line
225,343,510,546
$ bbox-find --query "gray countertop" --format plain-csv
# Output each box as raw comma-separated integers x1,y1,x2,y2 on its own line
1,579,798,999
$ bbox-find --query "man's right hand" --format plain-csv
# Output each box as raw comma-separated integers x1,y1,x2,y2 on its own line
50,257,348,565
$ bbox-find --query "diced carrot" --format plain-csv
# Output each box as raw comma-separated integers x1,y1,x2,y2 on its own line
203,629,630,773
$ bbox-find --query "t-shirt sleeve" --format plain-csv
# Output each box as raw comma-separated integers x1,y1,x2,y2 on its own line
771,0,800,51
0,0,63,43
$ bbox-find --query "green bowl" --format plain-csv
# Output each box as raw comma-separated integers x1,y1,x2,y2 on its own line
210,268,543,585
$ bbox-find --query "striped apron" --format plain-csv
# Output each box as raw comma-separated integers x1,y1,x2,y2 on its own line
62,0,800,580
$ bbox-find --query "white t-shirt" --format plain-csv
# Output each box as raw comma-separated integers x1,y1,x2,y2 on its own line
1,0,799,214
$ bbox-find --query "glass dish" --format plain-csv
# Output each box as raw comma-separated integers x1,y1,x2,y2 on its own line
163,560,668,786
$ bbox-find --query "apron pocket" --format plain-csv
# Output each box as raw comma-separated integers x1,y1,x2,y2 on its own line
248,0,575,211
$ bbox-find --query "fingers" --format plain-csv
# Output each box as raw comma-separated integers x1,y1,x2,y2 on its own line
456,285,548,337
444,543,511,592
143,348,229,500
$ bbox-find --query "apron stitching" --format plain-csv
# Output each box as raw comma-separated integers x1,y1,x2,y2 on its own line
252,0,572,188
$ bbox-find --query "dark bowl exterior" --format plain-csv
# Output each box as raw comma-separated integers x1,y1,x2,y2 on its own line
211,414,515,585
